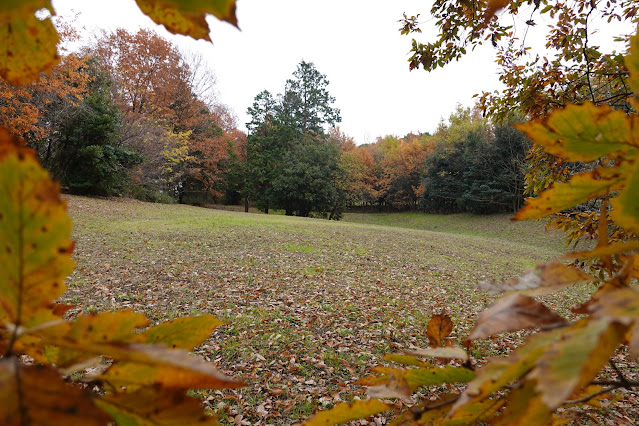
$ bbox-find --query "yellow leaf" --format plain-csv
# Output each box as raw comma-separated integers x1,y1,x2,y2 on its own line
452,327,566,414
96,387,219,425
96,344,243,391
610,158,639,235
513,166,628,220
55,310,150,367
564,240,639,259
302,399,391,426
491,380,550,426
529,319,627,409
135,0,237,41
0,1,59,84
142,314,223,350
0,127,74,330
0,358,111,425
515,102,638,162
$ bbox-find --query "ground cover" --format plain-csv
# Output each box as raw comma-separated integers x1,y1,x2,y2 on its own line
61,196,593,424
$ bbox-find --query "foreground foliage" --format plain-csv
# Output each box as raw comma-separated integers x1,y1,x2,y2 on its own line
0,128,242,424
306,19,639,426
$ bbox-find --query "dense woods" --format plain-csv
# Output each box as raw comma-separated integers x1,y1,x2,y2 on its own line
0,23,531,216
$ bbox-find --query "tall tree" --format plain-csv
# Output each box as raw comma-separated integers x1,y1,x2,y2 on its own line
278,61,341,135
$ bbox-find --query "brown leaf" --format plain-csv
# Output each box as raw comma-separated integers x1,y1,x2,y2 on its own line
427,312,453,347
95,386,218,425
0,358,110,425
470,294,568,340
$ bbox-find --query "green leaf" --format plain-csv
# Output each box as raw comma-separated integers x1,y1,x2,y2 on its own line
515,102,637,162
95,387,219,426
530,319,627,409
142,314,223,350
135,0,237,41
0,127,74,330
513,166,628,220
302,399,391,426
0,1,59,84
0,358,111,425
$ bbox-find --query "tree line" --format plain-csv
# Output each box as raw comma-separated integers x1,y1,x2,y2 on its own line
0,24,531,217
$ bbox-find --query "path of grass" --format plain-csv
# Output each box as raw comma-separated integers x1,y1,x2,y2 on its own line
62,196,590,424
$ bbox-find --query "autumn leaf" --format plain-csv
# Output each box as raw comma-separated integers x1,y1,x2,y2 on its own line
452,327,566,414
490,380,551,426
360,366,475,400
627,29,639,98
54,310,150,367
564,240,639,259
96,344,243,391
477,262,594,295
0,1,59,84
576,285,639,357
135,0,237,41
95,386,218,425
406,346,469,362
529,319,627,409
0,127,74,331
610,159,639,235
302,399,391,426
142,314,223,350
469,294,568,340
426,312,453,347
0,358,110,425
513,166,629,221
515,103,637,163
382,353,432,367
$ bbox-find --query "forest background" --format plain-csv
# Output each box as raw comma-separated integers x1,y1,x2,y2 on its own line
0,18,532,219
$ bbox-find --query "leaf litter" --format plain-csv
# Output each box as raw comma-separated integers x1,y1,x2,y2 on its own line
58,196,637,424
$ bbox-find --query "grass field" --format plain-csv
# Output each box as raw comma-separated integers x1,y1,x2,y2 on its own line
62,196,592,424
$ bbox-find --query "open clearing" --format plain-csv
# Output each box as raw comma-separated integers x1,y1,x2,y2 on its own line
62,196,589,424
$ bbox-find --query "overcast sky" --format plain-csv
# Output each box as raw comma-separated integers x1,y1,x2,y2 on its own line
50,1,510,144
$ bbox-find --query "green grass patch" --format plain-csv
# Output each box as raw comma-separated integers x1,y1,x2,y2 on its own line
60,195,591,425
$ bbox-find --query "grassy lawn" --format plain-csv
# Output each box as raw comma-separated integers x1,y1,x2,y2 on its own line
62,196,591,424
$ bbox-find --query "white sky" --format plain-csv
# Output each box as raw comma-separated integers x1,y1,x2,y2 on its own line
49,0,625,145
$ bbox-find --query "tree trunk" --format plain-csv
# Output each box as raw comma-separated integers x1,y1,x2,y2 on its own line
244,197,249,213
